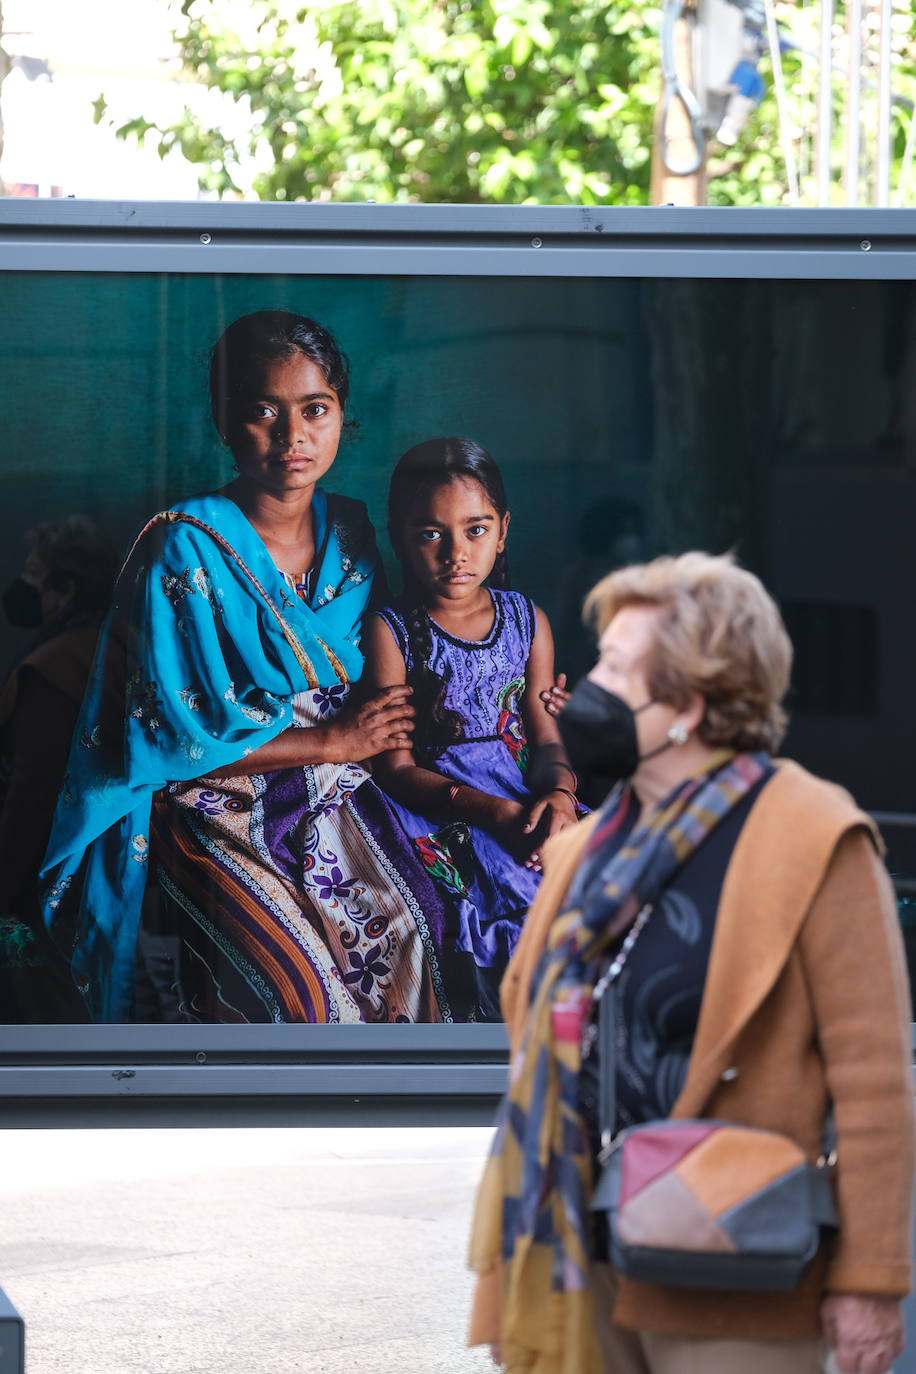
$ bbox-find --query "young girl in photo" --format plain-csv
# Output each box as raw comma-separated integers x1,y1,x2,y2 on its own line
363,436,580,1018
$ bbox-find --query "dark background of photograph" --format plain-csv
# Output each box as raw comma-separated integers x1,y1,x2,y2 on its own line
2,270,915,968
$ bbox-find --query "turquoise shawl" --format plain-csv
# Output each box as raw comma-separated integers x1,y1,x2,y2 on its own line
41,489,378,1021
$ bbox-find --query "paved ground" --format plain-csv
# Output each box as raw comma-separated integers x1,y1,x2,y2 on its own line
0,1126,497,1374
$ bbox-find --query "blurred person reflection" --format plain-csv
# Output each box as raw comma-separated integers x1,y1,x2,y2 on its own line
0,515,118,1022
551,499,646,806
556,498,646,689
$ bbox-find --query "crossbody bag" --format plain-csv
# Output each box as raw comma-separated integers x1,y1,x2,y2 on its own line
587,902,839,1292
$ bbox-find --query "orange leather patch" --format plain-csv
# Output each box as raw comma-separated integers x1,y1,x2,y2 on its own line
674,1127,805,1217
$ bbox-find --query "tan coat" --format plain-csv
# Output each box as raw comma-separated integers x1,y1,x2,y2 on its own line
470,760,914,1343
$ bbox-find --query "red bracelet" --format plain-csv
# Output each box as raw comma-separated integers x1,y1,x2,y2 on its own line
549,785,578,808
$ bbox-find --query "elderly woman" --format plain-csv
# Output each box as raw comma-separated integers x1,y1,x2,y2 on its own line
469,552,913,1374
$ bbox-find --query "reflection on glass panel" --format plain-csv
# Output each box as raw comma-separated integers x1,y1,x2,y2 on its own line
0,272,913,1023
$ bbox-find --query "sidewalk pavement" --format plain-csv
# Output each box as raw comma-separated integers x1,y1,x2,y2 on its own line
0,1126,497,1374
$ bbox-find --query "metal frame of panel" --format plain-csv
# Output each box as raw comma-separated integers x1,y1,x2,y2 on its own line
0,200,913,1122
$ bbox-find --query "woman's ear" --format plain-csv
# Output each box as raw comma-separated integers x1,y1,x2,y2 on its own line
497,510,511,552
678,690,706,739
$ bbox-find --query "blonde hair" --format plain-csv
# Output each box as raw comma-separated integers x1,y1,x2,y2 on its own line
583,551,792,753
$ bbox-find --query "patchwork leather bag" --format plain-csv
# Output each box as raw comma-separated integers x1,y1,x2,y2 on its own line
587,912,838,1292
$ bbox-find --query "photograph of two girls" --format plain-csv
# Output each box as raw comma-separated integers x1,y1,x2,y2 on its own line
2,271,912,1032
1,284,616,1025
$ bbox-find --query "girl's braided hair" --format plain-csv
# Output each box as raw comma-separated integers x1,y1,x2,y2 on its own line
388,437,511,759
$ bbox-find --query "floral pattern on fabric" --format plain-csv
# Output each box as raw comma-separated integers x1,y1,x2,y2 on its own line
45,874,71,911
161,681,454,1025
192,789,250,816
312,684,348,718
497,675,529,773
127,673,164,734
161,566,196,608
413,824,474,897
343,943,391,997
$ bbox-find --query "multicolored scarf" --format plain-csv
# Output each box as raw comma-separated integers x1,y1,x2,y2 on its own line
469,749,769,1374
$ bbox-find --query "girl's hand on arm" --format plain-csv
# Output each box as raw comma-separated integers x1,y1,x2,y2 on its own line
362,614,559,847
539,671,570,718
361,612,422,786
319,685,415,762
363,611,466,809
203,684,415,777
523,611,578,796
363,614,493,816
312,614,417,766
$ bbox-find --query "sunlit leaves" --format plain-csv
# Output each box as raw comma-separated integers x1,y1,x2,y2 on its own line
105,0,662,203
102,0,916,206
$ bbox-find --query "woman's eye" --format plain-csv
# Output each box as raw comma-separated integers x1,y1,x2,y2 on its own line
250,404,276,420
467,525,488,538
304,402,328,418
417,530,440,544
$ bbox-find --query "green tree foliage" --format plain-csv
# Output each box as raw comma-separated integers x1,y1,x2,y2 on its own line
102,0,660,204
100,0,916,206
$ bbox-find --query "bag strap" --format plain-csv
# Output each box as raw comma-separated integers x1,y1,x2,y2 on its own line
594,934,838,1181
597,976,618,1162
593,899,653,1162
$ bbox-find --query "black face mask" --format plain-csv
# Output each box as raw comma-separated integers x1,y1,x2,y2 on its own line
558,678,652,785
2,577,43,630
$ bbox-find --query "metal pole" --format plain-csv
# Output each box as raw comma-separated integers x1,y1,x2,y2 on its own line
817,0,835,205
764,0,800,203
845,0,863,204
876,0,893,205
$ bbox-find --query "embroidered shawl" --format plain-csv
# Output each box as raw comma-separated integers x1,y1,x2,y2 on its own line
41,489,378,1021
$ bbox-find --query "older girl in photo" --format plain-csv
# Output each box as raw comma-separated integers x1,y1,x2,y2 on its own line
41,311,464,1024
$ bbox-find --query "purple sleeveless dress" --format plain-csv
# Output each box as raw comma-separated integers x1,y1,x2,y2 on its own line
373,590,542,1018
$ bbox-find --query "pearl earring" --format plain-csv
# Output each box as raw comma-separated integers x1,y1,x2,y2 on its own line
667,723,689,746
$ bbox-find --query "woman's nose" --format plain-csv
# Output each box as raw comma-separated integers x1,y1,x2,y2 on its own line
273,410,307,447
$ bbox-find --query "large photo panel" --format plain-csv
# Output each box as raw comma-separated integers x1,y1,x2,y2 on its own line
1,270,914,1025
